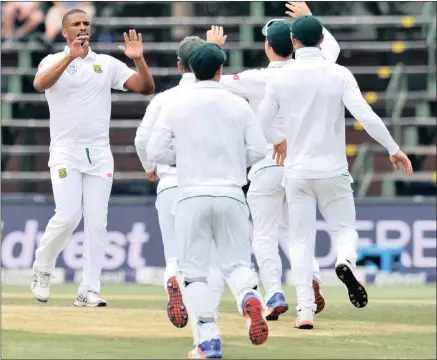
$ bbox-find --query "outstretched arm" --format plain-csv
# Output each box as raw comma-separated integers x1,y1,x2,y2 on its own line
119,29,155,95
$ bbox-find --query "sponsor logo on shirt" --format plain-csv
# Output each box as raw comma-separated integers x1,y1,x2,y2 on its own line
107,173,113,178
93,65,102,73
233,74,240,80
58,168,67,178
66,63,77,74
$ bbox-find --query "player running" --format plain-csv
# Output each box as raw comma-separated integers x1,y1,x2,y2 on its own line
135,36,225,342
211,1,340,320
147,43,269,359
31,9,154,306
258,14,413,329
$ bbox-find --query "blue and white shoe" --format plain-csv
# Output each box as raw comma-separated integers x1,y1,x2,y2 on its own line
188,339,222,359
265,292,289,321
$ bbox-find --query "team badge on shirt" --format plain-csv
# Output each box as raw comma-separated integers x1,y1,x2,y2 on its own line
93,65,102,73
58,168,67,178
66,63,77,74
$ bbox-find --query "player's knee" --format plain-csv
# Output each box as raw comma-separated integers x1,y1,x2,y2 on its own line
53,209,82,230
184,276,207,288
224,264,258,295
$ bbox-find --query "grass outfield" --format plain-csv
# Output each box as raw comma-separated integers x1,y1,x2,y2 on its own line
2,284,436,359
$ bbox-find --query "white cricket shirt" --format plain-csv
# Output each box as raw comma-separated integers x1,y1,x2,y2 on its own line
258,47,400,180
147,81,268,203
135,73,195,194
37,46,136,149
219,27,340,179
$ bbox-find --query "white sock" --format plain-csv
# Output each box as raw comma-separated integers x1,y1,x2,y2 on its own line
164,258,178,294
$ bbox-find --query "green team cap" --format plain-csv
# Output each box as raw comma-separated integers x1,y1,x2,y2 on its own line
291,15,324,46
261,19,293,51
177,36,206,70
188,43,227,80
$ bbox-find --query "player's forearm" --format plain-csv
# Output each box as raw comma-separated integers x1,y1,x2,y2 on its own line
257,102,285,145
320,27,340,63
344,90,399,155
33,54,74,92
147,130,176,165
135,132,156,172
133,56,155,95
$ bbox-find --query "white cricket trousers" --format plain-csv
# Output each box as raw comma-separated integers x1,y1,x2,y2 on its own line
285,175,358,311
156,187,225,345
175,196,261,344
247,166,321,301
155,186,179,285
33,146,114,295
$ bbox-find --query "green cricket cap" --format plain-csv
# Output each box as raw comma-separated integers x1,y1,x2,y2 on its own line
261,19,293,53
188,43,227,80
291,15,323,47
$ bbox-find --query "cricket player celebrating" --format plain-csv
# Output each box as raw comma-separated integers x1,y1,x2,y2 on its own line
147,43,269,359
258,15,413,329
31,9,155,306
212,1,340,320
135,36,225,334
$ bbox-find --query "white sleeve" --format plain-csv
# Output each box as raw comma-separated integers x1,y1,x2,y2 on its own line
243,105,268,166
108,56,136,91
320,27,340,63
257,80,285,145
135,95,162,172
36,54,57,74
147,107,176,165
220,70,261,99
342,68,399,155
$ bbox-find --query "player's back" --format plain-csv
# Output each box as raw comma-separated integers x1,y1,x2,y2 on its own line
168,82,250,191
271,49,349,179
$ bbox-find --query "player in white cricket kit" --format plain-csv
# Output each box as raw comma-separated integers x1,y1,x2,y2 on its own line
147,43,269,359
258,15,413,329
214,2,339,319
31,9,155,306
135,36,225,337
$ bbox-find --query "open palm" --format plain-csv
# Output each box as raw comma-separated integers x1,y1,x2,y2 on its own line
119,29,143,60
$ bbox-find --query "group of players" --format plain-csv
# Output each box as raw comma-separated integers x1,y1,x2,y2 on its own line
30,2,413,359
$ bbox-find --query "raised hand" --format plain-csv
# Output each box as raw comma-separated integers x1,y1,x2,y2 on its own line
69,35,89,58
206,25,227,48
273,140,287,166
285,1,312,18
119,29,144,60
389,150,413,176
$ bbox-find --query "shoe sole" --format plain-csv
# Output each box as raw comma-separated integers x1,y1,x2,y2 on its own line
266,304,288,321
244,297,269,345
33,296,49,303
167,276,188,328
335,263,368,308
73,300,107,308
312,280,325,314
294,320,314,330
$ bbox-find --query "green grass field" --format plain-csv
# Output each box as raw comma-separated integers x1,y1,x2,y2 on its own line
2,284,436,359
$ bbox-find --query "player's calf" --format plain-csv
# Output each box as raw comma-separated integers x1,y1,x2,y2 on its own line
167,276,189,328
335,262,368,309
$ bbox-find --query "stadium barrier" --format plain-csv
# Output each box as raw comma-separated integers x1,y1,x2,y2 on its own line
1,197,435,286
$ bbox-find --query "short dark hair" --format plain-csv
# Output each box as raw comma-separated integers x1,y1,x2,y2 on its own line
62,9,87,28
269,41,293,58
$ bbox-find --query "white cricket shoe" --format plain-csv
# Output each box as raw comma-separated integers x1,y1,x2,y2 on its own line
74,290,107,307
31,268,51,303
294,307,315,329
